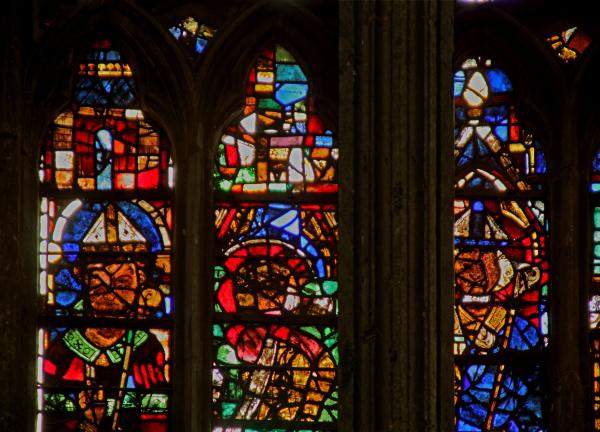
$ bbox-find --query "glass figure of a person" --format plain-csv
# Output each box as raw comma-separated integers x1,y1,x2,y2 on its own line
43,203,170,432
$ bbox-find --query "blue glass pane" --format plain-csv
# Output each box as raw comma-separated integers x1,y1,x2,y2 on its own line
486,69,513,93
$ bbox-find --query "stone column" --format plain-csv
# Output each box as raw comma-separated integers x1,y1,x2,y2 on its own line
0,1,29,429
339,1,454,430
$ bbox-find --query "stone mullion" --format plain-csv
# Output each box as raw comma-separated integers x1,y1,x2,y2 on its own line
0,128,20,430
549,95,586,431
421,1,455,429
339,1,376,431
0,1,35,430
399,1,454,430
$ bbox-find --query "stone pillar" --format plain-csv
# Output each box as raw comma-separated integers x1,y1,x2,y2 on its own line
339,1,454,430
1,1,48,429
0,2,23,429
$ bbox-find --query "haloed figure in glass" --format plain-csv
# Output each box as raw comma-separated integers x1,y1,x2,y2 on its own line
454,200,546,356
41,202,171,432
453,58,549,430
37,40,174,432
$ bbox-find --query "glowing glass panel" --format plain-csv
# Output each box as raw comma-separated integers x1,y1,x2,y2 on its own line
454,58,549,430
212,45,338,431
169,17,216,56
547,27,591,63
214,46,338,195
590,155,600,428
37,40,174,432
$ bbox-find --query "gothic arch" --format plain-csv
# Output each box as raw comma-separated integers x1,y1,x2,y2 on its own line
453,4,600,429
25,1,193,164
573,30,600,430
195,0,337,157
574,39,600,164
8,2,344,430
207,38,340,430
455,6,563,164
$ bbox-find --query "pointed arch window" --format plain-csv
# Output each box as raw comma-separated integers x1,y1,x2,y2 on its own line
589,150,600,429
453,58,549,430
211,45,339,431
36,40,175,432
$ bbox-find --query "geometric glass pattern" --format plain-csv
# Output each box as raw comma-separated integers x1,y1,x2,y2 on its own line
591,154,600,429
168,17,216,56
455,363,545,430
213,46,338,195
592,339,600,430
214,203,338,317
454,58,549,431
454,59,547,193
546,27,591,63
590,150,600,194
212,45,338,431
37,40,174,432
40,108,173,191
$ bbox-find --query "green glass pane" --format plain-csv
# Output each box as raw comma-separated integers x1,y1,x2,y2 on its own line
214,265,225,279
44,393,77,412
319,409,333,422
302,282,321,295
217,143,226,165
268,183,288,192
234,167,256,183
275,46,295,62
217,179,232,192
221,402,237,418
301,326,320,339
332,346,339,363
294,100,306,112
141,393,168,410
217,345,240,365
227,381,243,399
323,280,338,295
121,393,136,409
258,98,280,110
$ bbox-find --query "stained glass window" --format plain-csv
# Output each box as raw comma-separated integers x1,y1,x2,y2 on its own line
454,58,549,431
169,17,216,56
211,45,339,431
546,27,591,63
36,40,174,432
590,151,600,429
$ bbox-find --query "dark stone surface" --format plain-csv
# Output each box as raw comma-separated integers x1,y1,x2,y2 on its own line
339,2,454,430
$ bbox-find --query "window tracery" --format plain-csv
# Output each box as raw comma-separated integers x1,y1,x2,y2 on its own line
169,17,216,57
